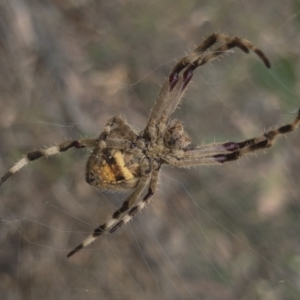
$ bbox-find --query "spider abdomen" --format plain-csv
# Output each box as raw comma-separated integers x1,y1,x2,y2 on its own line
86,148,140,191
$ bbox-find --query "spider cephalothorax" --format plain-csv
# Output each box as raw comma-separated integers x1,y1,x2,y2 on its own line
0,33,299,257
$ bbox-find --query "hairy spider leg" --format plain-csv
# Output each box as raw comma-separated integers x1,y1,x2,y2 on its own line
144,33,270,143
213,109,300,163
169,33,270,91
67,174,153,257
0,139,97,186
164,109,300,167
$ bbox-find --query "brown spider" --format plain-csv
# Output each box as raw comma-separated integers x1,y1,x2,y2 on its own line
1,33,299,258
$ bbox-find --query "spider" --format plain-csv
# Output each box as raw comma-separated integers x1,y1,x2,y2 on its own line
1,33,299,258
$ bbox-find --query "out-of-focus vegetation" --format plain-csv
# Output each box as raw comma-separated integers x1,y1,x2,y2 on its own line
0,1,300,299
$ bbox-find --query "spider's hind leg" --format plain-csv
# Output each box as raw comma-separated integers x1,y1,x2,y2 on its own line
67,168,159,258
0,138,97,186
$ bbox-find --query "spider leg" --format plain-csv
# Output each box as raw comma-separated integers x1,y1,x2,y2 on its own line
170,33,270,91
0,138,97,186
166,109,300,167
109,168,159,233
144,77,186,141
100,115,137,141
67,174,152,257
144,33,270,141
214,109,300,163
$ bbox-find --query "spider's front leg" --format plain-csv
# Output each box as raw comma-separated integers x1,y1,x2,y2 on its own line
213,109,300,163
169,33,270,92
144,34,270,142
165,109,300,168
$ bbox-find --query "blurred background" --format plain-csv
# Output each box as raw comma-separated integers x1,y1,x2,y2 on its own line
0,0,300,299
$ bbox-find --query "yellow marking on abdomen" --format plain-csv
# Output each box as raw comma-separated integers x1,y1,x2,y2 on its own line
113,151,134,180
98,164,117,183
91,150,134,184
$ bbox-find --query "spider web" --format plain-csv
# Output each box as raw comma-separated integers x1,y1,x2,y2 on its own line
1,1,300,299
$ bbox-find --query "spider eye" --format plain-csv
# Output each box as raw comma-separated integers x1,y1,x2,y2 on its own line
164,120,191,148
130,142,137,148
